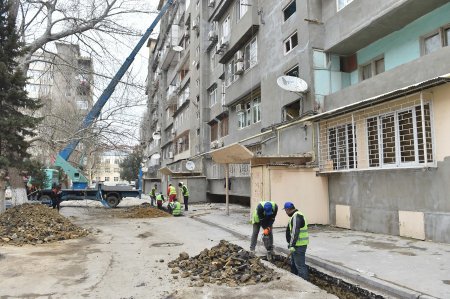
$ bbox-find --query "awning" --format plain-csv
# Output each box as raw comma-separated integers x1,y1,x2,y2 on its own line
159,167,173,175
251,155,313,167
209,143,254,164
308,73,450,121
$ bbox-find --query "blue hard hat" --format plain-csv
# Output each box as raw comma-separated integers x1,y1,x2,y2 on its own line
264,202,273,216
283,202,295,210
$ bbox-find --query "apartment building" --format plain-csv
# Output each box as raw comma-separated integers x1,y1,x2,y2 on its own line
91,152,127,185
27,43,95,169
142,0,450,242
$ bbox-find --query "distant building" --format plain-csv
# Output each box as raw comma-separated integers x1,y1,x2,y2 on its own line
91,151,128,185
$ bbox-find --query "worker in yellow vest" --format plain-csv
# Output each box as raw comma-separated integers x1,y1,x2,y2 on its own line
167,183,177,202
178,182,189,211
284,201,309,280
168,197,182,216
250,201,278,255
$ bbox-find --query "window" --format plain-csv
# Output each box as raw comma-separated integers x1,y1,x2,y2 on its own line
422,26,450,55
226,58,237,86
210,122,218,141
114,168,120,172
283,1,296,22
237,0,250,20
328,124,357,170
222,15,230,38
337,0,353,11
104,159,110,164
244,37,257,70
76,100,88,110
209,87,217,107
284,32,298,54
238,97,261,128
104,177,110,182
286,65,299,77
360,57,384,81
105,168,111,173
114,177,119,182
366,103,433,168
220,116,229,137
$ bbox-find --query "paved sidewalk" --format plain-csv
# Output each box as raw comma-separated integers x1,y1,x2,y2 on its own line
187,203,450,299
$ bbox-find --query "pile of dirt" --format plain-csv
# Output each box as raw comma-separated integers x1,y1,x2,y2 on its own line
113,204,171,218
0,203,88,246
168,240,278,287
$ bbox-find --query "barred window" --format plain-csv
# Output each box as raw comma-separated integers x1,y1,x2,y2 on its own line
328,124,357,170
366,103,433,167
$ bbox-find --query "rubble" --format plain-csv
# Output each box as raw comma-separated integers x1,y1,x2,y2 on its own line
0,203,88,246
113,204,171,219
168,240,278,287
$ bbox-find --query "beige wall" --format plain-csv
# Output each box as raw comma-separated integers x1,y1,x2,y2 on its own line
251,166,329,228
431,84,450,161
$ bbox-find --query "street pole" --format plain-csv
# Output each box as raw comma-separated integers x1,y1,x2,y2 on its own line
225,163,229,216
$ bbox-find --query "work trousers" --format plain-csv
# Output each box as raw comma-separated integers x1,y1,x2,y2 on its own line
169,194,176,202
183,195,189,211
250,223,273,251
150,196,155,206
157,200,163,209
291,245,308,280
51,199,61,211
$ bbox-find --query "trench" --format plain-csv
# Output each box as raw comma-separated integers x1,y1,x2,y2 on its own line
264,254,385,299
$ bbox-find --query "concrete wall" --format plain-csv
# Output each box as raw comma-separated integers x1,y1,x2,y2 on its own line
327,84,450,243
170,176,208,203
251,166,329,228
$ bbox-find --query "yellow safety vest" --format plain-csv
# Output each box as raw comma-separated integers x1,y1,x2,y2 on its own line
169,185,177,195
288,211,309,246
171,201,182,216
252,201,276,224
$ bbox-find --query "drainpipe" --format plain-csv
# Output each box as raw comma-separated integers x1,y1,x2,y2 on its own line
420,92,428,167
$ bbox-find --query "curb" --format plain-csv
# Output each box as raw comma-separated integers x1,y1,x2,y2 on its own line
191,216,440,299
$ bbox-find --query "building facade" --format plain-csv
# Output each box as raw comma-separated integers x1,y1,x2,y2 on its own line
142,0,450,242
91,151,127,185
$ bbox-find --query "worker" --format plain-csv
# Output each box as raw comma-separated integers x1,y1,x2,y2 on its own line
155,193,165,209
178,182,189,211
284,201,309,280
149,184,157,206
168,197,182,216
250,201,278,254
51,184,62,211
167,183,177,203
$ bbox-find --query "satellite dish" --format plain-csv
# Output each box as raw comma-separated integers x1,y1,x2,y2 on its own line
152,132,161,140
173,46,184,52
277,76,308,93
185,161,195,171
151,153,161,160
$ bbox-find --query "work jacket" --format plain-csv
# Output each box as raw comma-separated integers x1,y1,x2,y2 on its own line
252,201,277,228
150,187,156,197
286,210,309,247
170,201,182,216
168,185,177,195
181,185,189,197
156,194,164,202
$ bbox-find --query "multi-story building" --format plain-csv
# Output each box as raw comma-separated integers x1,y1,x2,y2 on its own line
27,43,95,171
142,0,450,243
91,151,127,185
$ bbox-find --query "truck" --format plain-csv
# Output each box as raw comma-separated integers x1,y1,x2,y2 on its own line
35,0,175,208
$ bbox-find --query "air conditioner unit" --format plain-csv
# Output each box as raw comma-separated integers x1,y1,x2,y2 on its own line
168,152,174,159
235,103,243,112
208,0,215,8
215,43,223,54
192,21,199,31
236,50,244,62
220,35,229,48
235,61,244,75
208,30,217,41
178,138,184,144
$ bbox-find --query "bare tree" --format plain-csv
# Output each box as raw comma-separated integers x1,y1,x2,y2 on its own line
5,0,160,204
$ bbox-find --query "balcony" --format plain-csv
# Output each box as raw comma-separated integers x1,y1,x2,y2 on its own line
324,46,450,111
324,0,449,55
219,7,259,64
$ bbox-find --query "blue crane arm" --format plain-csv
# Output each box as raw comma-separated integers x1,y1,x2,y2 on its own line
58,0,174,161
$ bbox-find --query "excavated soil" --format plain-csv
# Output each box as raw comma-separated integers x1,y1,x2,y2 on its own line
113,203,171,218
0,204,88,246
168,240,279,287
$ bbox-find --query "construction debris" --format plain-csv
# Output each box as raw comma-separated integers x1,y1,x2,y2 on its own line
168,240,278,287
0,203,88,246
113,203,171,218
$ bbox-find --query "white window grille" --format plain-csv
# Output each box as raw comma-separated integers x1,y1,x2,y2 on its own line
327,123,357,170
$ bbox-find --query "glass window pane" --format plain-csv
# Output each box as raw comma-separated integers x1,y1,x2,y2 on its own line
291,33,298,48
367,117,379,167
285,40,291,53
250,39,257,67
375,58,385,74
283,1,296,21
244,44,251,69
398,110,415,163
381,115,396,165
445,28,450,46
424,33,441,54
286,66,299,77
362,64,372,80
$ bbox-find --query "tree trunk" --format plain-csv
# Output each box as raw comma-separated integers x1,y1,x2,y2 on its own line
0,178,5,213
8,167,28,206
